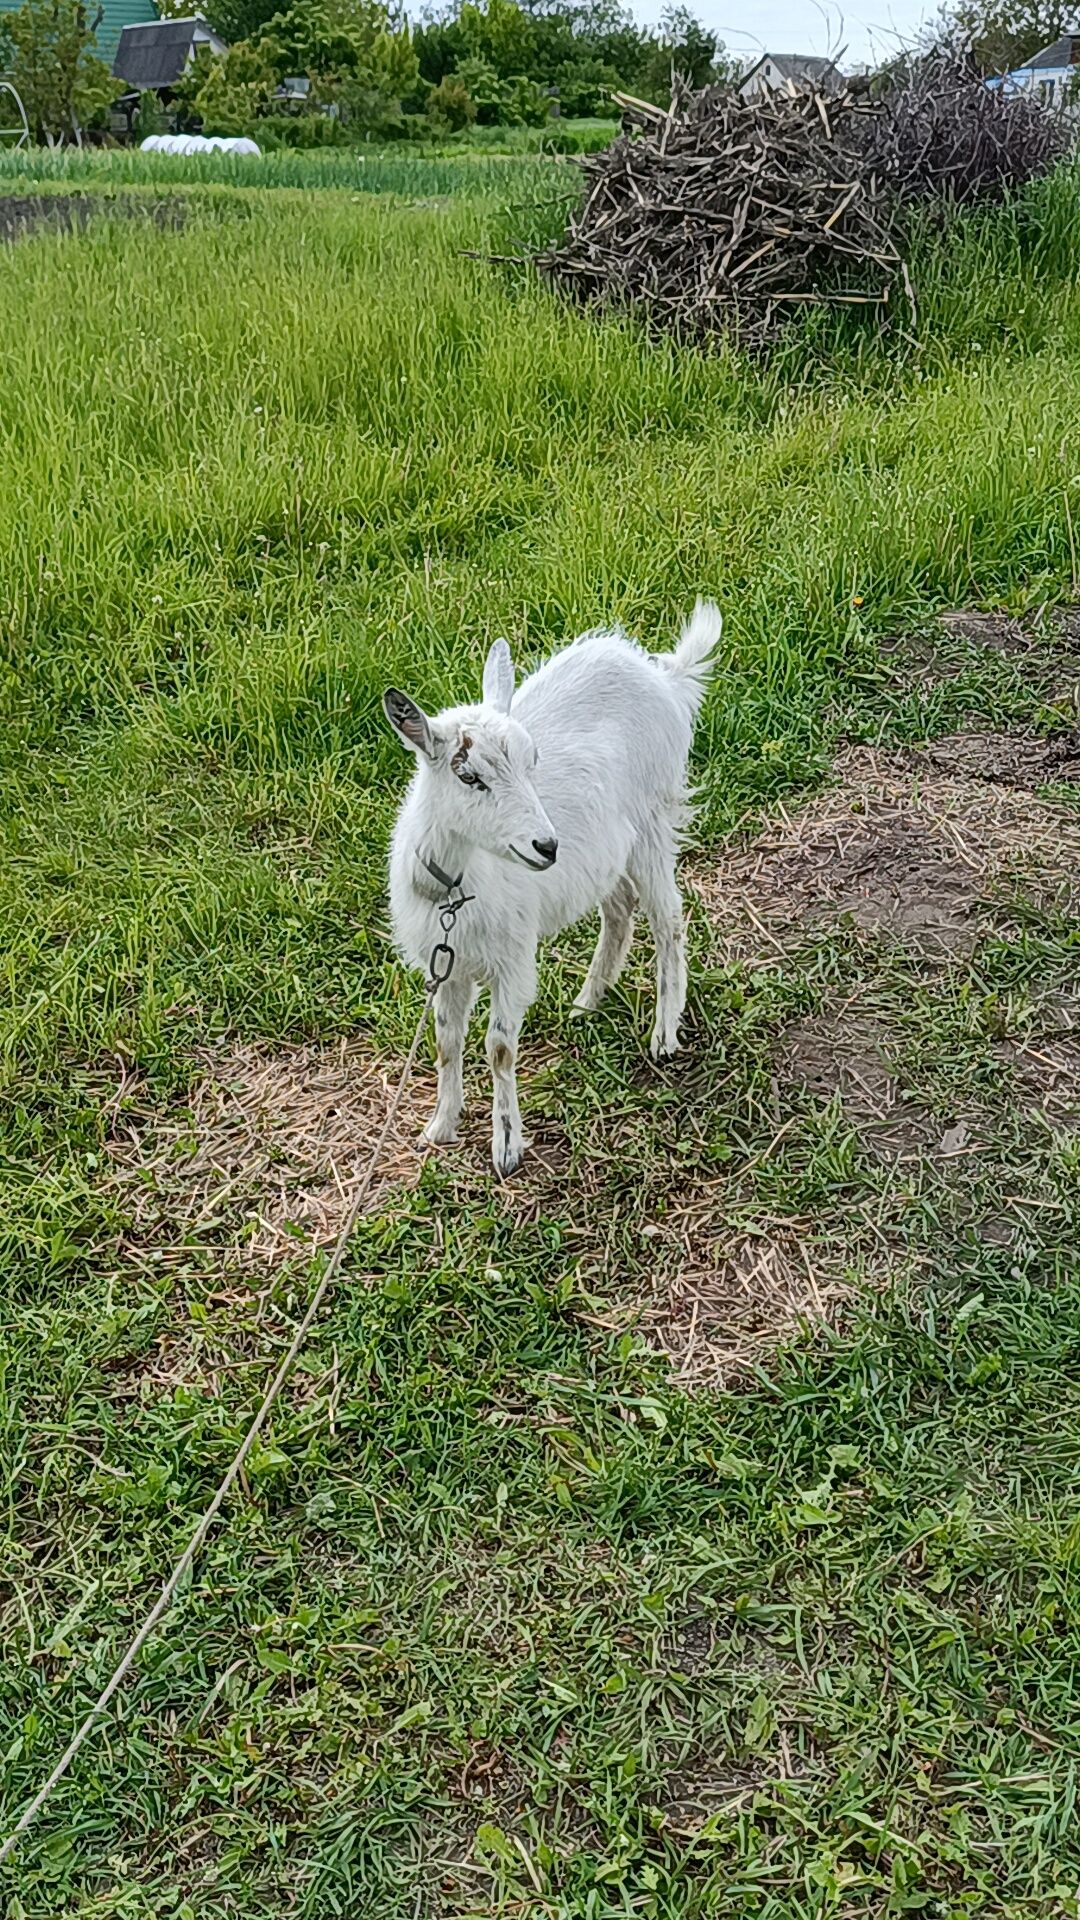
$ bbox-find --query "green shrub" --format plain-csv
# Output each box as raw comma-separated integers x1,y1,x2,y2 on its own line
452,53,503,123
249,111,349,148
427,73,477,131
501,72,550,125
137,89,164,138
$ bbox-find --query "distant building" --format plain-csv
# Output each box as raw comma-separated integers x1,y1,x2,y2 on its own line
739,53,844,99
995,29,1080,107
111,14,227,140
112,14,227,94
274,75,311,110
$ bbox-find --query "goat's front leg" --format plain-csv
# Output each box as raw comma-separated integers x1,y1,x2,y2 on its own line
424,973,475,1146
486,978,530,1177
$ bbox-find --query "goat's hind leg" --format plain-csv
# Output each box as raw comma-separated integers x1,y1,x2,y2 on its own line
574,875,637,1013
629,841,687,1060
424,973,475,1146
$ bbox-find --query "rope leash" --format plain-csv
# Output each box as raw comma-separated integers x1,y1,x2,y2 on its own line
0,882,467,1868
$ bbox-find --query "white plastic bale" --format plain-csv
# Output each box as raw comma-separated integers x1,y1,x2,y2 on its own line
139,131,262,156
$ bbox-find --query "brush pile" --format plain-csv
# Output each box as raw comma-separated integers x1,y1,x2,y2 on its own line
538,56,1070,347
857,50,1070,208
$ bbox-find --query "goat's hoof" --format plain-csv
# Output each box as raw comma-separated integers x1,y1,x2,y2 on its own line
650,1032,680,1062
573,986,603,1014
493,1132,525,1178
423,1117,461,1147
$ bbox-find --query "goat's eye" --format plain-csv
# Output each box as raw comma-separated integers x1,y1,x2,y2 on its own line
458,767,488,791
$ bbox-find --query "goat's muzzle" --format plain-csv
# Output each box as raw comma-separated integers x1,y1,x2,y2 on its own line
511,840,558,871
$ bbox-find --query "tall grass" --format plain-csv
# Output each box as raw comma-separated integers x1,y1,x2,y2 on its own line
0,177,1079,1079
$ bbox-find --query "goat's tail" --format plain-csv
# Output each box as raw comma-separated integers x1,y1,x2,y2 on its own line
656,599,722,713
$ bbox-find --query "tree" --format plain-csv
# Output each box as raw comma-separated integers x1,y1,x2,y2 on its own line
414,14,468,85
203,0,283,46
449,53,549,118
175,0,419,137
186,40,276,133
927,0,1067,72
332,56,417,132
413,0,727,120
256,0,418,123
284,0,728,132
0,0,119,143
451,51,503,116
457,0,535,75
551,50,620,115
644,3,717,91
137,86,164,135
501,69,549,119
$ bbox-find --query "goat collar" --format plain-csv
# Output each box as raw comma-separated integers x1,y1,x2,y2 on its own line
416,848,464,896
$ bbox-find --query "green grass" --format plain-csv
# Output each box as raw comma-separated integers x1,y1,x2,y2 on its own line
462,117,614,153
0,141,565,198
418,117,615,154
0,173,1079,1917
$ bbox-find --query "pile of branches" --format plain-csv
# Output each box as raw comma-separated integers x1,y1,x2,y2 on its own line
537,56,1071,347
856,49,1070,208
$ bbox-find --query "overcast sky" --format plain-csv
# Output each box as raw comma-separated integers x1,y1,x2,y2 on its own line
642,0,935,69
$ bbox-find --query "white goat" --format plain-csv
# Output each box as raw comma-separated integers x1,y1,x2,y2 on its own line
383,601,721,1176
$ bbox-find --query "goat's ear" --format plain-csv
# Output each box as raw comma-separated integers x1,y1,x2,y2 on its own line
482,638,514,715
383,688,435,758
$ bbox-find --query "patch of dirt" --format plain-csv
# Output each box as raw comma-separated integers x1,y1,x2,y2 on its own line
108,1035,431,1271
777,1004,978,1163
452,1743,530,1817
662,1614,716,1677
626,1228,852,1390
0,193,93,243
997,1032,1080,1135
103,1025,578,1299
883,608,1080,696
98,725,1077,1404
690,740,1080,965
938,608,1030,652
656,1756,769,1834
0,192,186,244
635,728,1080,1385
915,728,1080,788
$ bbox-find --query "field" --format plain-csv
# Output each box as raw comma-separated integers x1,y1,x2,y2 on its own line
1,152,1079,1919
0,127,602,198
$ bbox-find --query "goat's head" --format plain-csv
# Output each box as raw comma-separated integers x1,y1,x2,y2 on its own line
383,640,558,871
